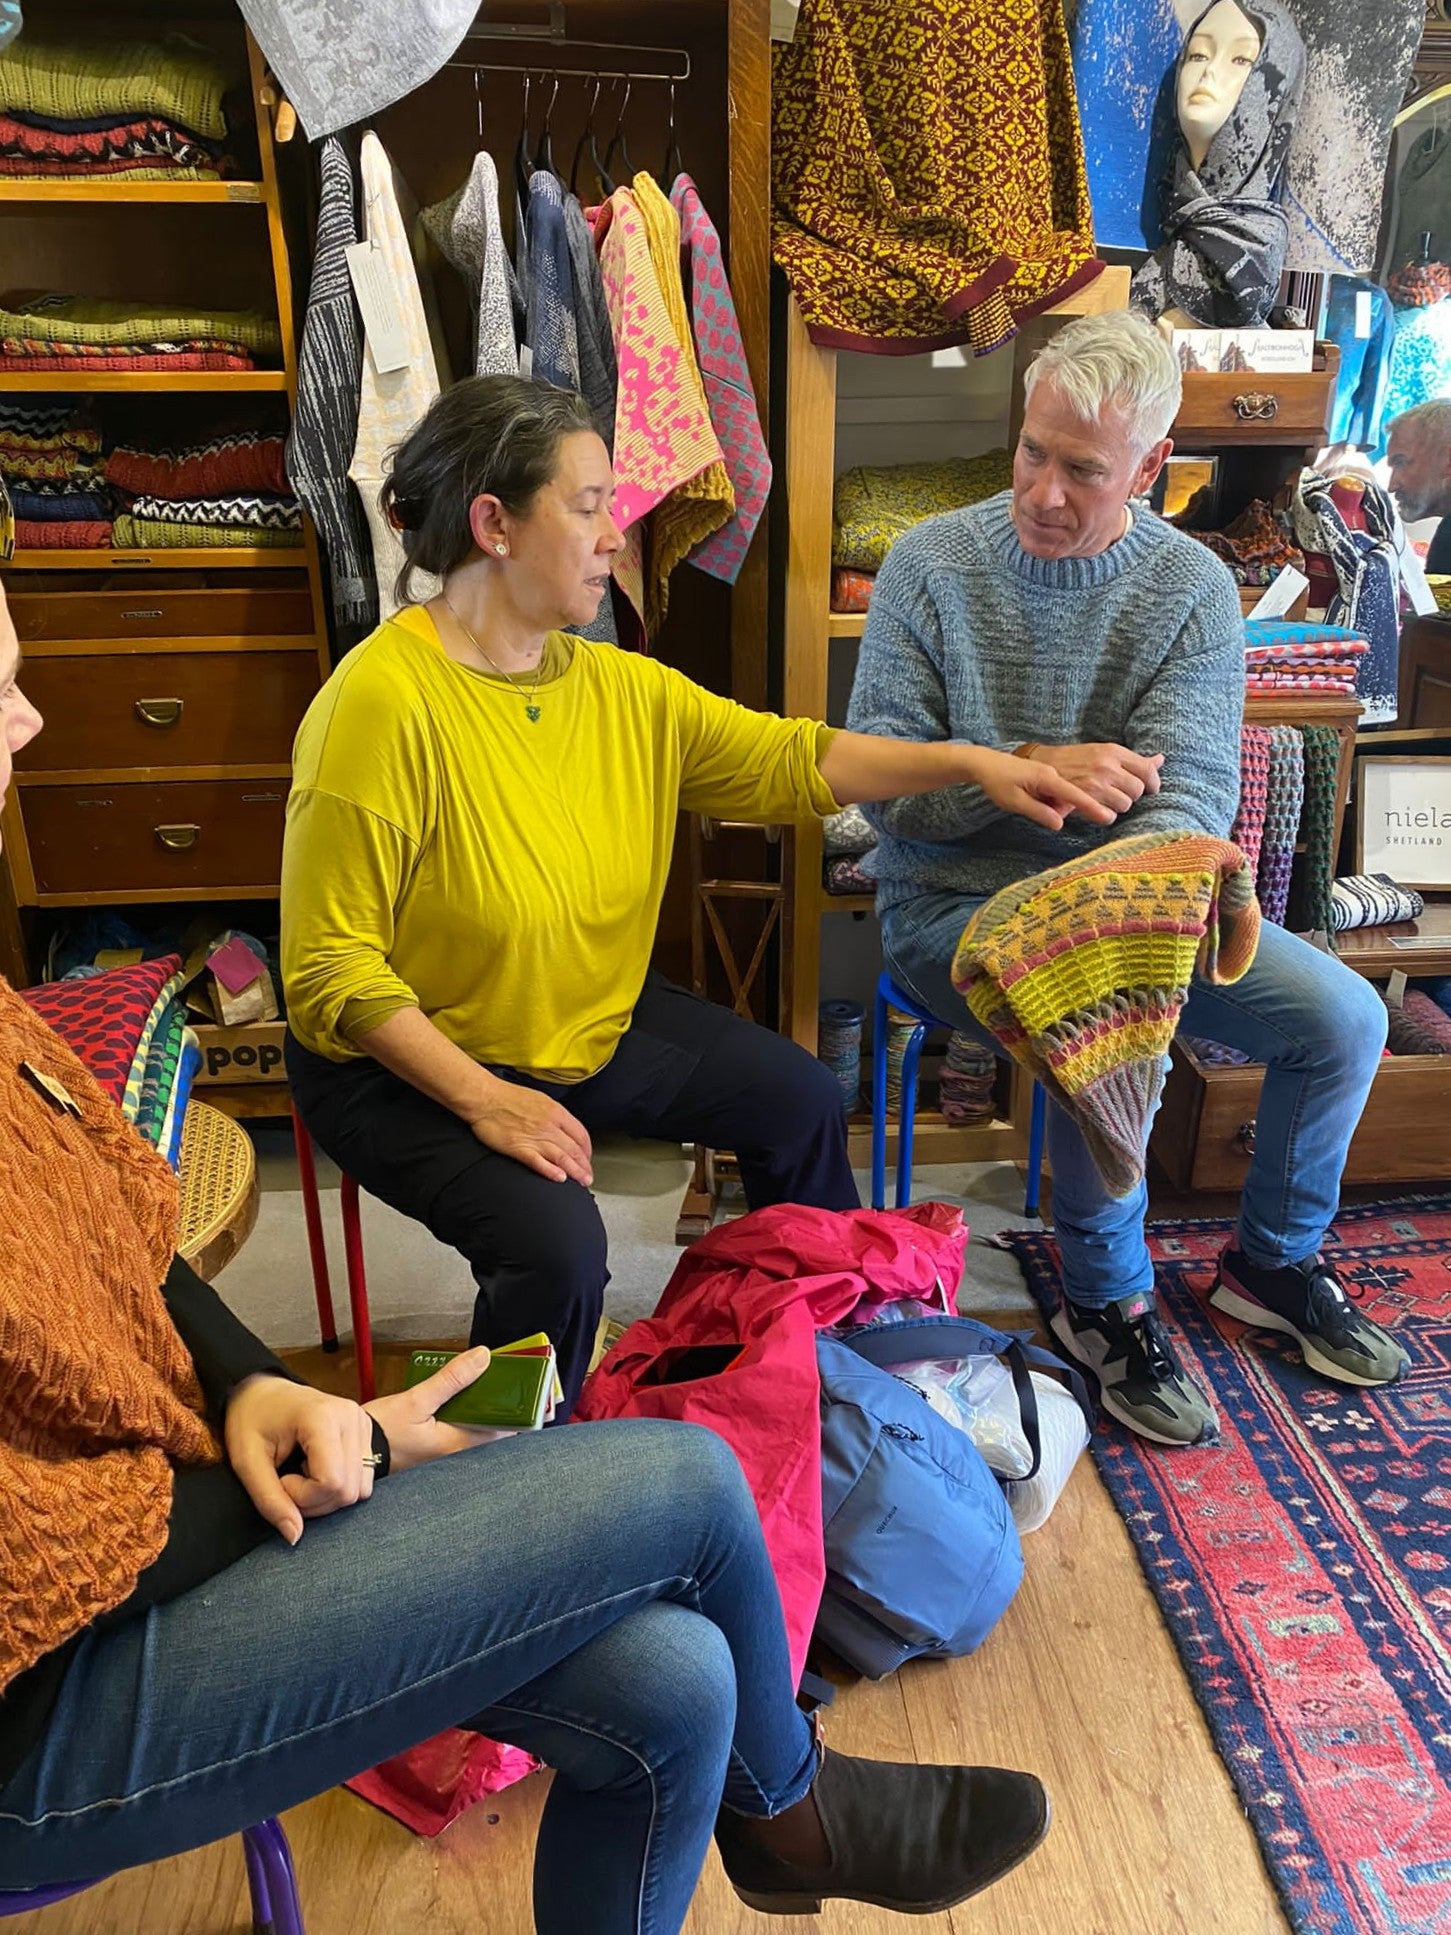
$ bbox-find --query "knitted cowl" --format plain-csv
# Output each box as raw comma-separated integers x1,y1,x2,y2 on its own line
1131,0,1305,327
951,832,1261,1197
0,984,220,1693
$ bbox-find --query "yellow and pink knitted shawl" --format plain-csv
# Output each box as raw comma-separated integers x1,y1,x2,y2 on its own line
951,832,1261,1197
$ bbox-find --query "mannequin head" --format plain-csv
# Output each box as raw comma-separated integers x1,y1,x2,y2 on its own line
1177,0,1264,170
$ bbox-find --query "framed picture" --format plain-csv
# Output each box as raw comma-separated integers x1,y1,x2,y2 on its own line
1355,756,1451,891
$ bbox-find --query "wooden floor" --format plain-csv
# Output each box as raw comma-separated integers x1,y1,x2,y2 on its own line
8,1338,1290,1935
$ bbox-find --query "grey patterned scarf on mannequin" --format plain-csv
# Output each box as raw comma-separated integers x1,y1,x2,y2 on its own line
1131,0,1305,327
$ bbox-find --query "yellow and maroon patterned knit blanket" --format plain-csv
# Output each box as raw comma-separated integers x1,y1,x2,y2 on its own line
951,833,1260,1197
772,0,1102,356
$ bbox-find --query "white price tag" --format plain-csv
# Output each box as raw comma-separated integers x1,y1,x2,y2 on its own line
345,240,410,375
771,0,802,39
1387,969,1408,1011
1247,564,1310,620
1354,292,1372,340
1398,529,1440,616
518,342,533,380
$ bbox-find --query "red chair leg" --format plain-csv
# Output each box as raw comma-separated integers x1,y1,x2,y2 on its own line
291,1101,338,1352
340,1173,375,1403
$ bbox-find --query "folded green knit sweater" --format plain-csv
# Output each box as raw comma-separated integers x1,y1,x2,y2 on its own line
0,296,281,358
0,35,232,140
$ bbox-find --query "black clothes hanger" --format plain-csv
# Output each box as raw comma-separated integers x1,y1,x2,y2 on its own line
534,73,562,181
658,78,683,191
512,70,536,207
602,77,636,191
570,77,605,200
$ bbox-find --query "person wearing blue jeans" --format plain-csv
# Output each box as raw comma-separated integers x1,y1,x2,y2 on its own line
0,573,1056,1932
847,311,1409,1448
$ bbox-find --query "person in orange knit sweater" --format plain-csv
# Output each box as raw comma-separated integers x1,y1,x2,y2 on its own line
0,582,1051,1923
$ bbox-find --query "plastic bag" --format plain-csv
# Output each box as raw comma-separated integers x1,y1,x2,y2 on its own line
893,1355,1034,1480
1003,1373,1091,1534
346,1729,541,1837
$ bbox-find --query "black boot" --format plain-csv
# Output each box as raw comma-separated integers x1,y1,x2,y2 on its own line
714,1745,1049,1916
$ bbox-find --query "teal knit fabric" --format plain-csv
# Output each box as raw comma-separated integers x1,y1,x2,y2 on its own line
845,491,1246,906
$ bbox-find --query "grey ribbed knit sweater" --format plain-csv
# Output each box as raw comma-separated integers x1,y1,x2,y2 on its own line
845,492,1245,906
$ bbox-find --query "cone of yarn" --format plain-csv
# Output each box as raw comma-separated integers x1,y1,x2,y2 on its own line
939,1030,998,1126
884,1004,923,1119
818,998,865,1108
951,832,1261,1197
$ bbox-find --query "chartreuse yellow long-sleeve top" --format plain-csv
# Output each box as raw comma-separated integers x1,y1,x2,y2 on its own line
282,606,838,1082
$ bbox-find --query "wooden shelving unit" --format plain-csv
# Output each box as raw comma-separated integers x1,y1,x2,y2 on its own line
0,25,331,1123
0,180,264,204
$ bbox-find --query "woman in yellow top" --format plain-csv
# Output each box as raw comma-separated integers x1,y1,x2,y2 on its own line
282,377,1107,1416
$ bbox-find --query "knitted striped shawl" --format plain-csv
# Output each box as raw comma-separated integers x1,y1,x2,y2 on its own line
952,832,1260,1196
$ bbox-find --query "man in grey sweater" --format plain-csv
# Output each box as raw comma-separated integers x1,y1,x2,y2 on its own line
847,311,1407,1447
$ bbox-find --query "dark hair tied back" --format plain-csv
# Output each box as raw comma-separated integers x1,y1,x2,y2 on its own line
379,376,596,606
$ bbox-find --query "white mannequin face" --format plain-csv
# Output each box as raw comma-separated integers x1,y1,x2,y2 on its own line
1177,0,1262,169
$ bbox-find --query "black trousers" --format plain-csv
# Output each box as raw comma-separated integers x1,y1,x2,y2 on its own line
285,976,859,1417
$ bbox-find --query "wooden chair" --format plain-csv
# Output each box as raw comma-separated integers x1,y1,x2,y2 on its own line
177,1101,259,1284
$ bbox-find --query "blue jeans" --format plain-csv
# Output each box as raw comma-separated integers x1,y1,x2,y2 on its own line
0,1421,818,1935
882,893,1388,1308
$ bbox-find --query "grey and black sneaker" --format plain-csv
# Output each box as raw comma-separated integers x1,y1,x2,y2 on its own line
1049,1289,1218,1447
1210,1247,1410,1387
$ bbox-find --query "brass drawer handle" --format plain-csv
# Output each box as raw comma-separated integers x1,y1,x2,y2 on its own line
155,823,200,851
1234,1120,1257,1155
135,697,184,728
120,608,164,621
1232,392,1279,422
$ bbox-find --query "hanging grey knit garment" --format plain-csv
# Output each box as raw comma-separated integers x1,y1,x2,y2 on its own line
564,192,617,452
420,153,521,378
1130,0,1303,328
285,134,378,641
236,0,478,140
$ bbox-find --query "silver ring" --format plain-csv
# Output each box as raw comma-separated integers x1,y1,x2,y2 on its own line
361,1451,384,1469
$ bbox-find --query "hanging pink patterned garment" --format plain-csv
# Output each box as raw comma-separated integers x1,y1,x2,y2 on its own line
596,185,727,632
669,173,771,586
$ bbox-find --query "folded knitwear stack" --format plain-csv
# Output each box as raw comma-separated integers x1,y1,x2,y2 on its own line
0,34,233,181
0,294,282,374
1190,499,1305,589
951,832,1261,1196
106,426,302,550
821,802,878,895
831,452,1014,575
1242,619,1369,698
0,396,111,547
1330,873,1425,932
20,954,201,1169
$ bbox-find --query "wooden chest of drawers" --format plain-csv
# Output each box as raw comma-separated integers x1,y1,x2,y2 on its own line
1,565,326,914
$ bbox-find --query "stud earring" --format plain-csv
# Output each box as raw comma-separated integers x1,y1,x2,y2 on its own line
494,543,508,557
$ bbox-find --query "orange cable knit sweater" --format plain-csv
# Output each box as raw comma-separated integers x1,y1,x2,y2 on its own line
0,980,220,1695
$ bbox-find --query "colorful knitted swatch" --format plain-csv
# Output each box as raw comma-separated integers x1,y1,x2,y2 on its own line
951,832,1261,1197
1285,724,1340,940
20,955,183,1108
1232,725,1272,884
1256,725,1305,928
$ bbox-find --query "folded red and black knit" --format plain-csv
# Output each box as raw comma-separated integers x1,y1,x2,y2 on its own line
105,430,289,499
0,110,222,169
0,341,254,371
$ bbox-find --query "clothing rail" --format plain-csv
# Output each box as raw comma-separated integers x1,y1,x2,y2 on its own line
446,46,692,83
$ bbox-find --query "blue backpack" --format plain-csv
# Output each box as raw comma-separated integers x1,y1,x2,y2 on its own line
814,1315,1093,1680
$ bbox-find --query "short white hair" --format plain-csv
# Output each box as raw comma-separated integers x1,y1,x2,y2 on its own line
1023,310,1182,453
1389,398,1451,449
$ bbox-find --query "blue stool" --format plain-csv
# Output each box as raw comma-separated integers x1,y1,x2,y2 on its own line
871,970,1046,1217
0,1817,305,1932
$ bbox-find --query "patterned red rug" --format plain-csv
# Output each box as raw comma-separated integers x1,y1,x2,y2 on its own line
1005,1196,1451,1935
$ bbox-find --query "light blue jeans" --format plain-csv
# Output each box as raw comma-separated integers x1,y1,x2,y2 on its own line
0,1421,819,1935
882,894,1389,1308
